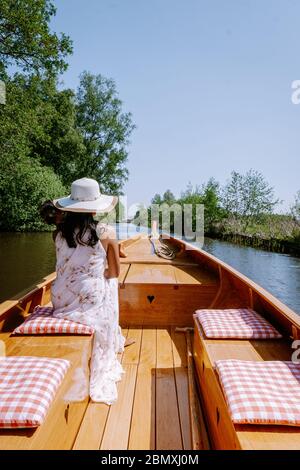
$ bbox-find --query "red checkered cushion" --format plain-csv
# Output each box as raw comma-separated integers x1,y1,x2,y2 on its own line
216,360,300,426
194,308,282,339
0,356,70,428
13,306,94,335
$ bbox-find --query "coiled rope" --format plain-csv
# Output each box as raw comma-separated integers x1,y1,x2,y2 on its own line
149,234,177,260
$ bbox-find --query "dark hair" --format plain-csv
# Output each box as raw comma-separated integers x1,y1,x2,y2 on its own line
39,200,62,225
59,212,100,248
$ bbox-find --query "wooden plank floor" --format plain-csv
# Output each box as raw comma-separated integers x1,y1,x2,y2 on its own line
73,326,199,450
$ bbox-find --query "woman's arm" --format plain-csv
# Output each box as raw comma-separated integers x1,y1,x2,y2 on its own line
99,226,120,279
105,237,120,279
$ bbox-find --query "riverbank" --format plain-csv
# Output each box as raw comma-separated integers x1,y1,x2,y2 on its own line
206,214,300,257
207,232,300,257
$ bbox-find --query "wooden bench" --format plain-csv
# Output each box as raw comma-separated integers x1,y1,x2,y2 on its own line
193,321,300,450
0,334,93,450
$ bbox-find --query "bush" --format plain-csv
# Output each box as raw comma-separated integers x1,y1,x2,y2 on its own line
0,156,66,231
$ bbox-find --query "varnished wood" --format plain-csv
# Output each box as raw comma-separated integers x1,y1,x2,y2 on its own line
0,337,6,357
119,264,130,284
72,402,109,450
119,285,218,327
186,330,210,450
100,327,143,450
100,363,138,450
173,266,218,286
171,328,192,450
236,424,300,450
119,234,143,258
128,328,156,450
156,328,183,450
125,263,177,284
122,326,143,365
193,326,241,450
292,324,300,340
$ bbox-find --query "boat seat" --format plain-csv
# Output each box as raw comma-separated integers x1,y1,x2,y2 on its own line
0,356,70,429
194,308,282,339
12,306,94,336
215,359,300,426
193,320,300,449
0,333,93,449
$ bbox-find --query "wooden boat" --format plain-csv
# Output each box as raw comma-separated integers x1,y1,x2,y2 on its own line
0,232,300,450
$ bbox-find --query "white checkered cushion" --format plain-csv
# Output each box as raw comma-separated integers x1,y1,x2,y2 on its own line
194,308,282,339
13,306,94,335
0,356,70,428
216,360,300,426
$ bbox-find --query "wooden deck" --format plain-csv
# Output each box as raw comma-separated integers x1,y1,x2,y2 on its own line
73,325,208,450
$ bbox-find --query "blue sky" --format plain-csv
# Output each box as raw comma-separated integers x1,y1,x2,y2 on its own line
52,0,300,212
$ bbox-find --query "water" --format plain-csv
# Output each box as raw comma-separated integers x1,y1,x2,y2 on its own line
0,232,56,301
202,238,300,314
0,224,299,314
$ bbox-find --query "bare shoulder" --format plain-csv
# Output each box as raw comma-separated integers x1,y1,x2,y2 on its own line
97,223,117,242
97,223,118,256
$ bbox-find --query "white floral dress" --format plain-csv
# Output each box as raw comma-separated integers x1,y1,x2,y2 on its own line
51,223,125,405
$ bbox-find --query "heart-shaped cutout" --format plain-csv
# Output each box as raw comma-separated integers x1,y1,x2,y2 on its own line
147,295,155,304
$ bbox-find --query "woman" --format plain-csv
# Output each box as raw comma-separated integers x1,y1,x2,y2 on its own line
50,177,126,405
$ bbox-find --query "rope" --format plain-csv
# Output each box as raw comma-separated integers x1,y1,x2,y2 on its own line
149,234,177,260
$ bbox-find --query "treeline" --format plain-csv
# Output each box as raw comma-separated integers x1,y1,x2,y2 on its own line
144,170,300,248
0,0,134,231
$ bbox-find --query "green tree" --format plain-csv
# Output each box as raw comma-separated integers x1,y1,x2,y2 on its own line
151,193,163,205
0,155,66,231
26,77,86,186
199,178,225,233
151,190,176,205
75,71,135,194
0,74,85,185
222,169,279,230
178,183,202,232
0,74,85,230
0,0,72,76
179,180,224,234
162,190,176,205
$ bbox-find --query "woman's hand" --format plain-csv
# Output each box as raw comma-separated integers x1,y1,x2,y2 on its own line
104,268,111,279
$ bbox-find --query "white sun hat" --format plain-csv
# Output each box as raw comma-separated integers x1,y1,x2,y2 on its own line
53,178,118,213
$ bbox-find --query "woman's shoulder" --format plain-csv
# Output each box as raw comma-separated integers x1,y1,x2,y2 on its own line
96,223,117,241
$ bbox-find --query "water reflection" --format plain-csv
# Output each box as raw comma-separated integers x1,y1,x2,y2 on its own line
0,232,56,301
0,225,299,314
202,238,300,314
